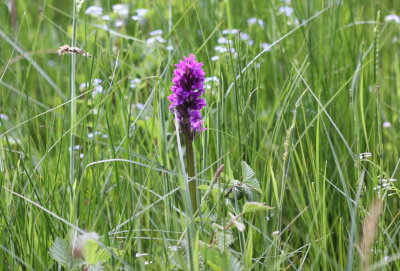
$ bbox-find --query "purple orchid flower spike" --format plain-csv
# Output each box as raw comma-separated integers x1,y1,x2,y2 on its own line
168,54,206,212
168,54,206,139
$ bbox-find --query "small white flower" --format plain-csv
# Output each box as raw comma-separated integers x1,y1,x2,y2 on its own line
211,55,219,61
214,45,227,53
112,4,129,16
247,18,257,25
155,36,166,43
85,6,103,16
358,152,372,159
93,86,104,96
359,152,372,159
222,28,239,35
205,77,219,83
247,18,264,26
80,79,104,97
262,43,271,51
135,252,148,257
115,19,124,28
136,9,148,16
88,131,102,139
149,29,163,36
136,103,145,110
93,78,102,85
76,0,84,12
241,33,249,40
279,6,294,17
383,121,391,128
168,246,180,252
222,29,230,35
272,231,280,237
146,37,156,44
130,78,142,88
102,15,110,21
385,14,400,23
68,145,80,152
218,37,228,44
0,114,9,120
166,45,174,51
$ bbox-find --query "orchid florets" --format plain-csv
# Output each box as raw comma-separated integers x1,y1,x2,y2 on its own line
168,54,206,138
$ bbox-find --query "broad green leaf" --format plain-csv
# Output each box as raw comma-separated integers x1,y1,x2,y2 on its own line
207,260,224,271
87,262,105,271
228,179,241,187
83,238,111,266
243,177,262,194
215,230,235,253
241,161,255,182
49,237,73,269
240,185,260,202
229,255,244,271
83,239,100,265
242,202,274,214
212,223,224,231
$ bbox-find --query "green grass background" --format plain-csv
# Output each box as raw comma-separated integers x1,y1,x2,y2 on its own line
1,0,400,270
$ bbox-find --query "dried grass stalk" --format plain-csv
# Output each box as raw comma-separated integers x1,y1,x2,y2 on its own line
359,199,383,270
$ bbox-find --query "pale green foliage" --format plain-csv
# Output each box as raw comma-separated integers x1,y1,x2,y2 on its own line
228,212,246,232
49,232,111,271
215,230,235,253
83,239,111,267
205,161,273,261
227,161,263,201
242,202,274,214
229,255,244,271
49,238,76,270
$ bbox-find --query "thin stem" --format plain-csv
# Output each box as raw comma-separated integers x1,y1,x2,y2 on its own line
226,212,244,230
185,133,198,212
70,0,77,221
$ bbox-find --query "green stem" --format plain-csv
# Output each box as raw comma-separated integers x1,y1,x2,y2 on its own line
185,133,198,212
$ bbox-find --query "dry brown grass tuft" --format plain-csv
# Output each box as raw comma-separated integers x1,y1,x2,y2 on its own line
359,199,383,270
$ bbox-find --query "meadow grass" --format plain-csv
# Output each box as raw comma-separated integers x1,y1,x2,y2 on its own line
1,0,400,270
